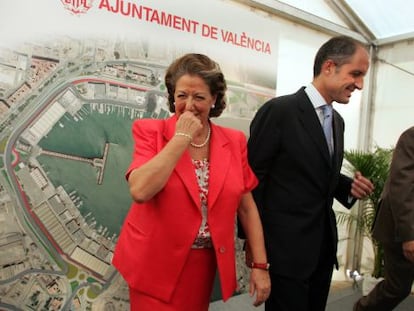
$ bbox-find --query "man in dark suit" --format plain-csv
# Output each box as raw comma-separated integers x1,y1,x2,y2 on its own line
354,126,414,311
246,36,375,311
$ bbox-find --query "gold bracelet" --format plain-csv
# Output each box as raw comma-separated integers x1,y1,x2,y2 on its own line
175,132,192,142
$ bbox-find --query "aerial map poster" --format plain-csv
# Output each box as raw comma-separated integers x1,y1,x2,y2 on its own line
0,1,279,310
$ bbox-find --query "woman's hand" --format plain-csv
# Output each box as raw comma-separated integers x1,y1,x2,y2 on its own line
237,194,271,306
249,268,271,307
175,111,203,139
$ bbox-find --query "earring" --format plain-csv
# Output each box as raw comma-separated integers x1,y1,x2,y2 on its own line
212,104,215,108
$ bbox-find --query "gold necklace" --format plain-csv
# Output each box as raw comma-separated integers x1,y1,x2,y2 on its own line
190,125,211,148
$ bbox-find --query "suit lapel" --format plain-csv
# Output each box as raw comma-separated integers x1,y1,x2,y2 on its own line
207,123,231,210
332,110,344,171
164,116,200,208
297,92,332,164
163,118,232,210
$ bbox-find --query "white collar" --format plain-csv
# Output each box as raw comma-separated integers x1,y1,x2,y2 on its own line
304,83,329,110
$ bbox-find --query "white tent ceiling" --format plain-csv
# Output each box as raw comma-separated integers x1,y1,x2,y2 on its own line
343,0,414,43
237,0,414,47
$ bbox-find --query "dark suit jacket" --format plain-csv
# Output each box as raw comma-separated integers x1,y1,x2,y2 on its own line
247,87,355,279
372,126,414,244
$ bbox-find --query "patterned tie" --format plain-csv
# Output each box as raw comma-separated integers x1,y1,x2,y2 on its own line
322,105,333,155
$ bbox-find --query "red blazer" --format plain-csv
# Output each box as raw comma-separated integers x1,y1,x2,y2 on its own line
112,115,257,302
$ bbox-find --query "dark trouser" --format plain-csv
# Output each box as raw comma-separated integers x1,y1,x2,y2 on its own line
265,235,334,311
354,243,414,311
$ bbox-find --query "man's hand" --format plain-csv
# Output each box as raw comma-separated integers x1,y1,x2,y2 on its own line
351,171,374,199
402,240,414,263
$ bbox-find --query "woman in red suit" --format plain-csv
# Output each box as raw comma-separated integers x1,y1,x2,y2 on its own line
112,53,270,311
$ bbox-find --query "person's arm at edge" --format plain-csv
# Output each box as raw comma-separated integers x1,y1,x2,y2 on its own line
238,192,271,307
388,128,414,262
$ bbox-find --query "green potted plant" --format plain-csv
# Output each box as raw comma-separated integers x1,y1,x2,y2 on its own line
337,146,393,281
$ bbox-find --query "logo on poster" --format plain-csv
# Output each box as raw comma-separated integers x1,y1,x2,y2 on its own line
61,0,94,15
